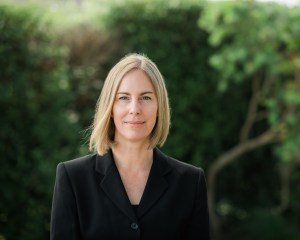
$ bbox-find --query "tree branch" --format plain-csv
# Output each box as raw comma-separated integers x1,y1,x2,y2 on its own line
208,129,279,238
240,73,261,143
276,69,300,214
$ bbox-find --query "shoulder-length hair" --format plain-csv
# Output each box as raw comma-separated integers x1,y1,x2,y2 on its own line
89,53,170,155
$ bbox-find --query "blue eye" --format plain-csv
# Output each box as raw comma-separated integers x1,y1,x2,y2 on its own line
119,96,129,100
141,96,151,100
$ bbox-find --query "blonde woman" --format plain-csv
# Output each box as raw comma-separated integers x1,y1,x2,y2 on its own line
50,53,210,239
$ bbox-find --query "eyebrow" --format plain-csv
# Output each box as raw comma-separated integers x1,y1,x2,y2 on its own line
117,91,154,95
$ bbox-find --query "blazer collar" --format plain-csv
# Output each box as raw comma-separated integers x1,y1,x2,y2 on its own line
95,148,171,220
137,148,171,218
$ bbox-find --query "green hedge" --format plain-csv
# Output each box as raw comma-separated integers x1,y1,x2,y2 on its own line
0,4,80,239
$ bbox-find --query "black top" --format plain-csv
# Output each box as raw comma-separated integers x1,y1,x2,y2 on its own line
132,204,139,218
51,147,210,240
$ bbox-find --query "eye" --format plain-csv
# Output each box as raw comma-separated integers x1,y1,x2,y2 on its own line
141,96,151,100
118,96,129,100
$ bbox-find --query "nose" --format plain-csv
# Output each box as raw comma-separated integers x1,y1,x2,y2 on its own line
129,99,141,115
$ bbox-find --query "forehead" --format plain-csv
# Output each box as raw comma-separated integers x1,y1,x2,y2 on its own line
117,69,155,92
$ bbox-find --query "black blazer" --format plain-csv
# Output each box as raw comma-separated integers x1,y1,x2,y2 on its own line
50,148,210,240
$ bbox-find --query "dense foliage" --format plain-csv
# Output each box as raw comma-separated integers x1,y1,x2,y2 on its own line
0,4,81,239
200,1,300,239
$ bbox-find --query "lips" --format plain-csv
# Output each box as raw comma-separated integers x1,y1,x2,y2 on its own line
124,121,145,125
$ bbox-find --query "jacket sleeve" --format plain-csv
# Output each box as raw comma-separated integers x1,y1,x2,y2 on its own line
50,163,81,240
184,169,210,240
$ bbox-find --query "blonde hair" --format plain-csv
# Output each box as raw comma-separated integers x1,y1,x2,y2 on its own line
89,53,170,155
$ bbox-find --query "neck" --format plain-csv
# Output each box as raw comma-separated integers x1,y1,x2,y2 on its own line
111,143,154,171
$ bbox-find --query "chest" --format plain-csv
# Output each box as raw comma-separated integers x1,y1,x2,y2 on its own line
119,169,150,204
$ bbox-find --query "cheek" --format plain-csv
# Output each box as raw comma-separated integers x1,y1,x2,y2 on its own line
112,105,125,122
147,106,158,120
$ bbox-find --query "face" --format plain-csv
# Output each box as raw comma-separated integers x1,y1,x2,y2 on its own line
112,69,158,145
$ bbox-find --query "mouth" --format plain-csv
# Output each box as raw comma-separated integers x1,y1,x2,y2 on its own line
124,121,145,125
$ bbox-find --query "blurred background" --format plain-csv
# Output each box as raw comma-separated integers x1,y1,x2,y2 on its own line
1,0,300,239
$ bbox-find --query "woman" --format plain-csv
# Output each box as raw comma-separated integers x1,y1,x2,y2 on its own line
50,53,210,240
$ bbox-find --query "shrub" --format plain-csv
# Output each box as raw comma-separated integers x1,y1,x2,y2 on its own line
0,4,80,239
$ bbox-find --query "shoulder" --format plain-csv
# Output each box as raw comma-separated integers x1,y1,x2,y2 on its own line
168,156,204,174
165,155,205,181
155,148,205,177
56,153,97,178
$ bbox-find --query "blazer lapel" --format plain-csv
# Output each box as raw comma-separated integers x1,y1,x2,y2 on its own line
95,150,137,222
95,148,172,221
138,148,171,218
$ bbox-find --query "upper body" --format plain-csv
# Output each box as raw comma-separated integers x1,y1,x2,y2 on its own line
50,53,210,239
51,148,210,240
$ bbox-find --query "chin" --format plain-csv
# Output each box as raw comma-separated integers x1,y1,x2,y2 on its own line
118,134,150,143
